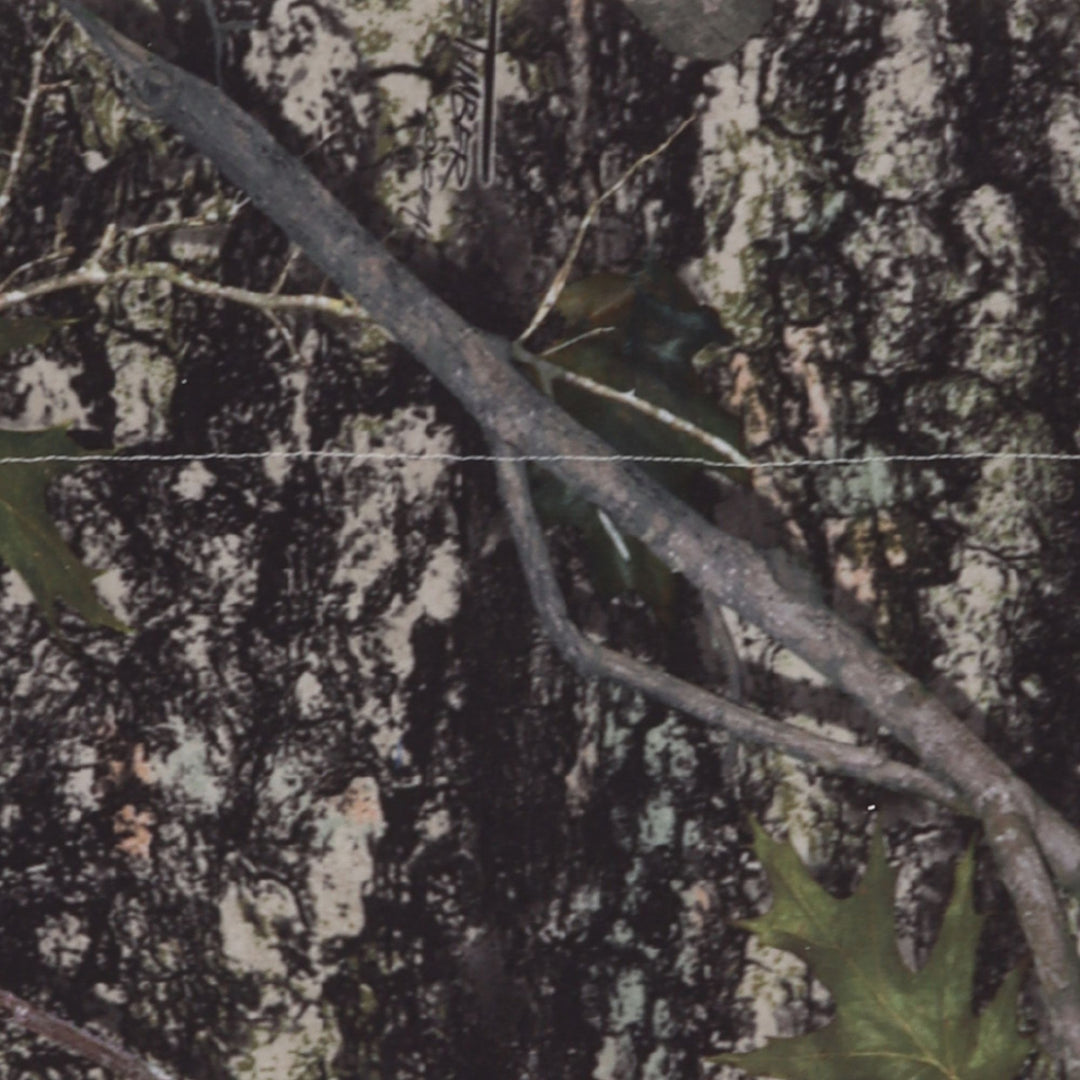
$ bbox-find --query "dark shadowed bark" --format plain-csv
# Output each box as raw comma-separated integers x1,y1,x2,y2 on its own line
4,1,1080,1077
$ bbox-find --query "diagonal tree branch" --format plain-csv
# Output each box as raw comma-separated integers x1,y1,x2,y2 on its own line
494,444,965,811
50,0,1080,882
0,988,175,1080
47,2,1080,1068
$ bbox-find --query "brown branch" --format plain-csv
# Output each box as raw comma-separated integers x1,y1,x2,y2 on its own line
0,988,174,1080
984,812,1080,1054
516,114,697,344
565,0,591,173
0,260,363,320
0,22,65,230
494,445,965,811
513,342,753,468
49,3,1080,1067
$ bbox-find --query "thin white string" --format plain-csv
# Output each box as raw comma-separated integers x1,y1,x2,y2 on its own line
0,449,1077,470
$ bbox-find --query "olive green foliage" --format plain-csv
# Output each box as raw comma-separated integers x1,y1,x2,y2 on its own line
526,265,744,622
0,315,67,353
0,318,128,632
717,821,1033,1080
547,266,743,470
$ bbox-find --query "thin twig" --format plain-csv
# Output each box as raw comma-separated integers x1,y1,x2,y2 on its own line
516,114,697,344
565,0,591,172
0,22,65,230
0,261,366,321
103,207,240,247
513,341,753,469
271,246,302,294
0,988,176,1080
0,247,76,293
264,306,304,366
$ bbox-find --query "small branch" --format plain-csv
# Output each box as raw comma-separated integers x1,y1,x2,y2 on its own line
517,114,697,344
494,445,964,811
0,247,76,293
0,22,65,230
701,594,744,702
0,261,366,322
270,246,302,295
100,202,245,249
263,306,304,367
0,988,175,1080
513,341,753,469
565,0,591,172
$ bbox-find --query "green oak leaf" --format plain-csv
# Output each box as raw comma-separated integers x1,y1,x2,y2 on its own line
0,426,130,632
716,821,1033,1080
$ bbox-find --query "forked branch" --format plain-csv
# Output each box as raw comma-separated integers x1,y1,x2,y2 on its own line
33,2,1080,1070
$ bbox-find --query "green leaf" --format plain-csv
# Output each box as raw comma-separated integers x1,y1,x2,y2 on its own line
554,271,639,327
541,337,745,479
542,264,746,484
528,463,679,623
0,315,69,355
526,264,748,625
556,265,734,370
0,427,130,632
715,822,1034,1080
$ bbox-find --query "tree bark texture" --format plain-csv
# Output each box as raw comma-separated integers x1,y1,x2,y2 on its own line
3,1,1080,1078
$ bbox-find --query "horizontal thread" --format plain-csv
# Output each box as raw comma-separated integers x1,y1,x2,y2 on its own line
0,449,1076,470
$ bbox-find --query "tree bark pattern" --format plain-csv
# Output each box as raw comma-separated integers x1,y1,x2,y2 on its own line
2,0,1080,1077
